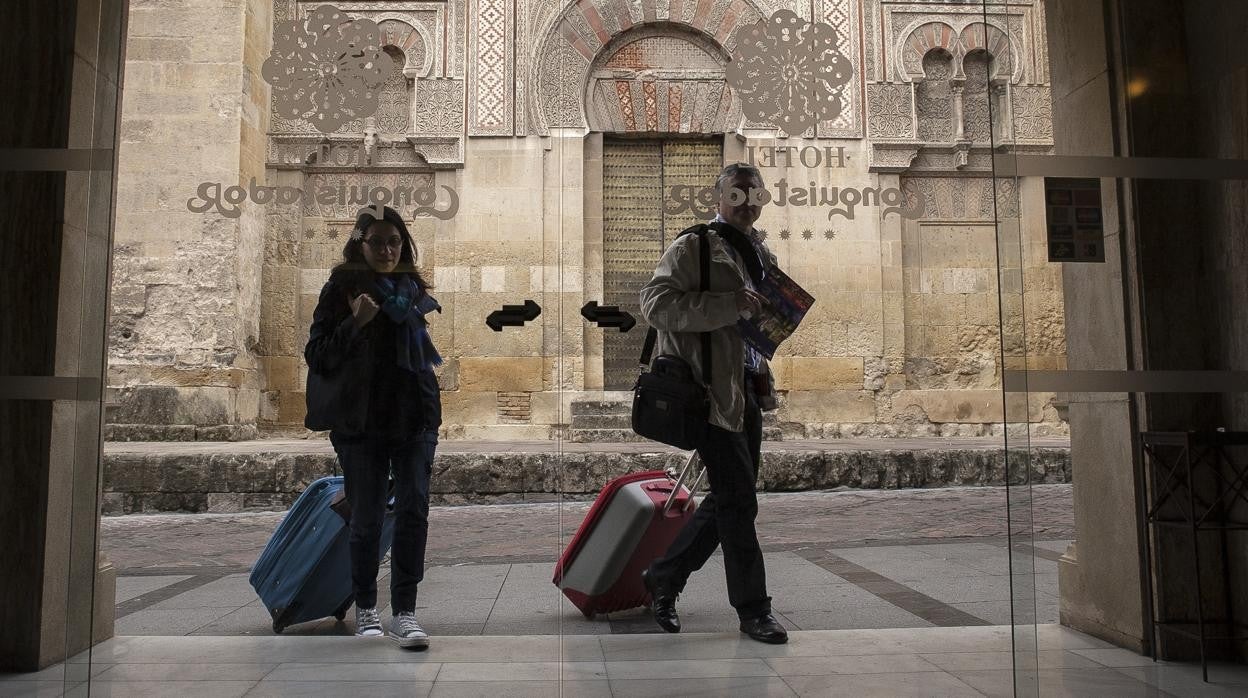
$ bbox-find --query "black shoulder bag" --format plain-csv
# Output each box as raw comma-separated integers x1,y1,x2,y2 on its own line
631,226,713,450
304,291,374,435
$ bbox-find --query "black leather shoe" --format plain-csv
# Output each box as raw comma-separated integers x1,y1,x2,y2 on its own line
740,613,788,644
641,568,681,633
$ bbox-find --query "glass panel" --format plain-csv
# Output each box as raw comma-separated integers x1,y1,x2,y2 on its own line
977,1,1047,694
995,0,1248,693
100,0,571,686
559,1,1042,694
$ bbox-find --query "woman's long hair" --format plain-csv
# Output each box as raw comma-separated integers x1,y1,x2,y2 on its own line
330,205,432,294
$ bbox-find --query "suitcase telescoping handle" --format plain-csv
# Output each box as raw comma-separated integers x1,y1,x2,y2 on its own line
663,451,705,515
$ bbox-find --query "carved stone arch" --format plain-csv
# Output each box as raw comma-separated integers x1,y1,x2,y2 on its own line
585,23,741,133
916,48,955,142
529,0,771,133
899,21,959,81
896,17,1022,84
958,23,1014,82
372,15,434,77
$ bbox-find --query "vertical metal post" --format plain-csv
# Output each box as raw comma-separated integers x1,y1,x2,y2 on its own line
1139,435,1159,663
1185,444,1208,682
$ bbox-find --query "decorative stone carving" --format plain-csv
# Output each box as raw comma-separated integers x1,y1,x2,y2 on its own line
995,177,1020,219
528,0,790,133
817,0,864,138
867,82,914,139
870,144,921,172
412,79,464,135
538,42,589,128
376,18,430,76
586,27,740,134
470,0,514,135
375,48,411,134
408,137,464,166
1013,85,1053,142
906,176,997,222
891,13,1022,85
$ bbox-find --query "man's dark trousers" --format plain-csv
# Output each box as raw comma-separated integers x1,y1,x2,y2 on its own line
650,388,771,620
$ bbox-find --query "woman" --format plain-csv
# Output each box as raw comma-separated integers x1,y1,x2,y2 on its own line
304,205,442,648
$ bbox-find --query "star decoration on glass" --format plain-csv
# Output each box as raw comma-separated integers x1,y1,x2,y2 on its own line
824,229,837,240
778,229,791,240
326,227,340,240
755,229,768,241
304,228,317,240
802,229,814,240
349,228,364,242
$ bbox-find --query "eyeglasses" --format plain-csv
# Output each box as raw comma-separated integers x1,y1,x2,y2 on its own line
363,236,403,250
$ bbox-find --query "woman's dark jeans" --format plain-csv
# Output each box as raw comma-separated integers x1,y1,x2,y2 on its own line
330,431,437,614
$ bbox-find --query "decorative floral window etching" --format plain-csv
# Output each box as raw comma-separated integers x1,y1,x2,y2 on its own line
727,10,854,138
917,50,954,142
962,50,992,142
262,4,393,134
376,46,410,134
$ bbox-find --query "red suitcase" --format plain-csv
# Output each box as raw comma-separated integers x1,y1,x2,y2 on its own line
554,453,705,618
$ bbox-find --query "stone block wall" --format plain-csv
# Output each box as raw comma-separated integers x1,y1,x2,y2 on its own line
108,0,272,440
106,0,1065,441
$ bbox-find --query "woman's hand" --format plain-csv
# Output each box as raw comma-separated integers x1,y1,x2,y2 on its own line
735,288,766,316
350,293,380,328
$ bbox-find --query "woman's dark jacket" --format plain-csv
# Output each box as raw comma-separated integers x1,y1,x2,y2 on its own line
304,273,442,439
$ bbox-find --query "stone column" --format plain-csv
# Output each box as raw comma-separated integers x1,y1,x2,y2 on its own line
876,172,906,398
582,133,605,391
1046,0,1148,652
0,0,125,672
951,80,967,141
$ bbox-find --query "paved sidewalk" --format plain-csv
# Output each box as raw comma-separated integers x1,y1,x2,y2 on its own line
8,625,1242,697
102,486,1075,638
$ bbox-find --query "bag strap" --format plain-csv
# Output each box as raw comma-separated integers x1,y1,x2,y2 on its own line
639,225,713,390
697,228,711,387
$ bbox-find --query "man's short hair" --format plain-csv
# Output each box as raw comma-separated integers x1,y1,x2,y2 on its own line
714,162,763,193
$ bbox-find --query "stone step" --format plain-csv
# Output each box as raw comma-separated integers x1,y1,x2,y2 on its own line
568,428,649,443
101,445,1074,514
569,400,631,417
569,413,632,430
570,426,784,442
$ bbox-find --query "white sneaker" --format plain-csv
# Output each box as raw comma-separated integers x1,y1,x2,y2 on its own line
389,611,430,648
355,606,383,637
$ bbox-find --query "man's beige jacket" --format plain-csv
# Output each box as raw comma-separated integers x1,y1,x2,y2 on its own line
639,226,777,433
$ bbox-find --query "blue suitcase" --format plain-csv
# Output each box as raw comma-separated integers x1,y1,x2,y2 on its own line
250,476,395,633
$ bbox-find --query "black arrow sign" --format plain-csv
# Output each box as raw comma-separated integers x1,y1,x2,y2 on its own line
580,301,636,333
486,299,541,331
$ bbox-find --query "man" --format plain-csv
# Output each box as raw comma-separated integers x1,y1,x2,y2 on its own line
638,162,787,644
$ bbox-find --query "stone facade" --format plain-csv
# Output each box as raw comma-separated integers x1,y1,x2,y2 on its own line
108,0,272,440
108,0,1065,440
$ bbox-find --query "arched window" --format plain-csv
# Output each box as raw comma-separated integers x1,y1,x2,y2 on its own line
962,50,993,142
917,49,955,142
375,46,410,134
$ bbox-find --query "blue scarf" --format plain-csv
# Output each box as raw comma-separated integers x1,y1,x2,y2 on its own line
371,275,443,373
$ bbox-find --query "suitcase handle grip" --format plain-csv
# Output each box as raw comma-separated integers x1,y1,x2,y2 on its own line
663,451,704,515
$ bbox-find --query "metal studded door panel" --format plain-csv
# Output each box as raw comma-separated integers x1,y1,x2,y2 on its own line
602,138,722,389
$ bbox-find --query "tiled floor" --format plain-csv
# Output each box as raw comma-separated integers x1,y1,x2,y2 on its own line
5,625,1248,696
111,542,1066,637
